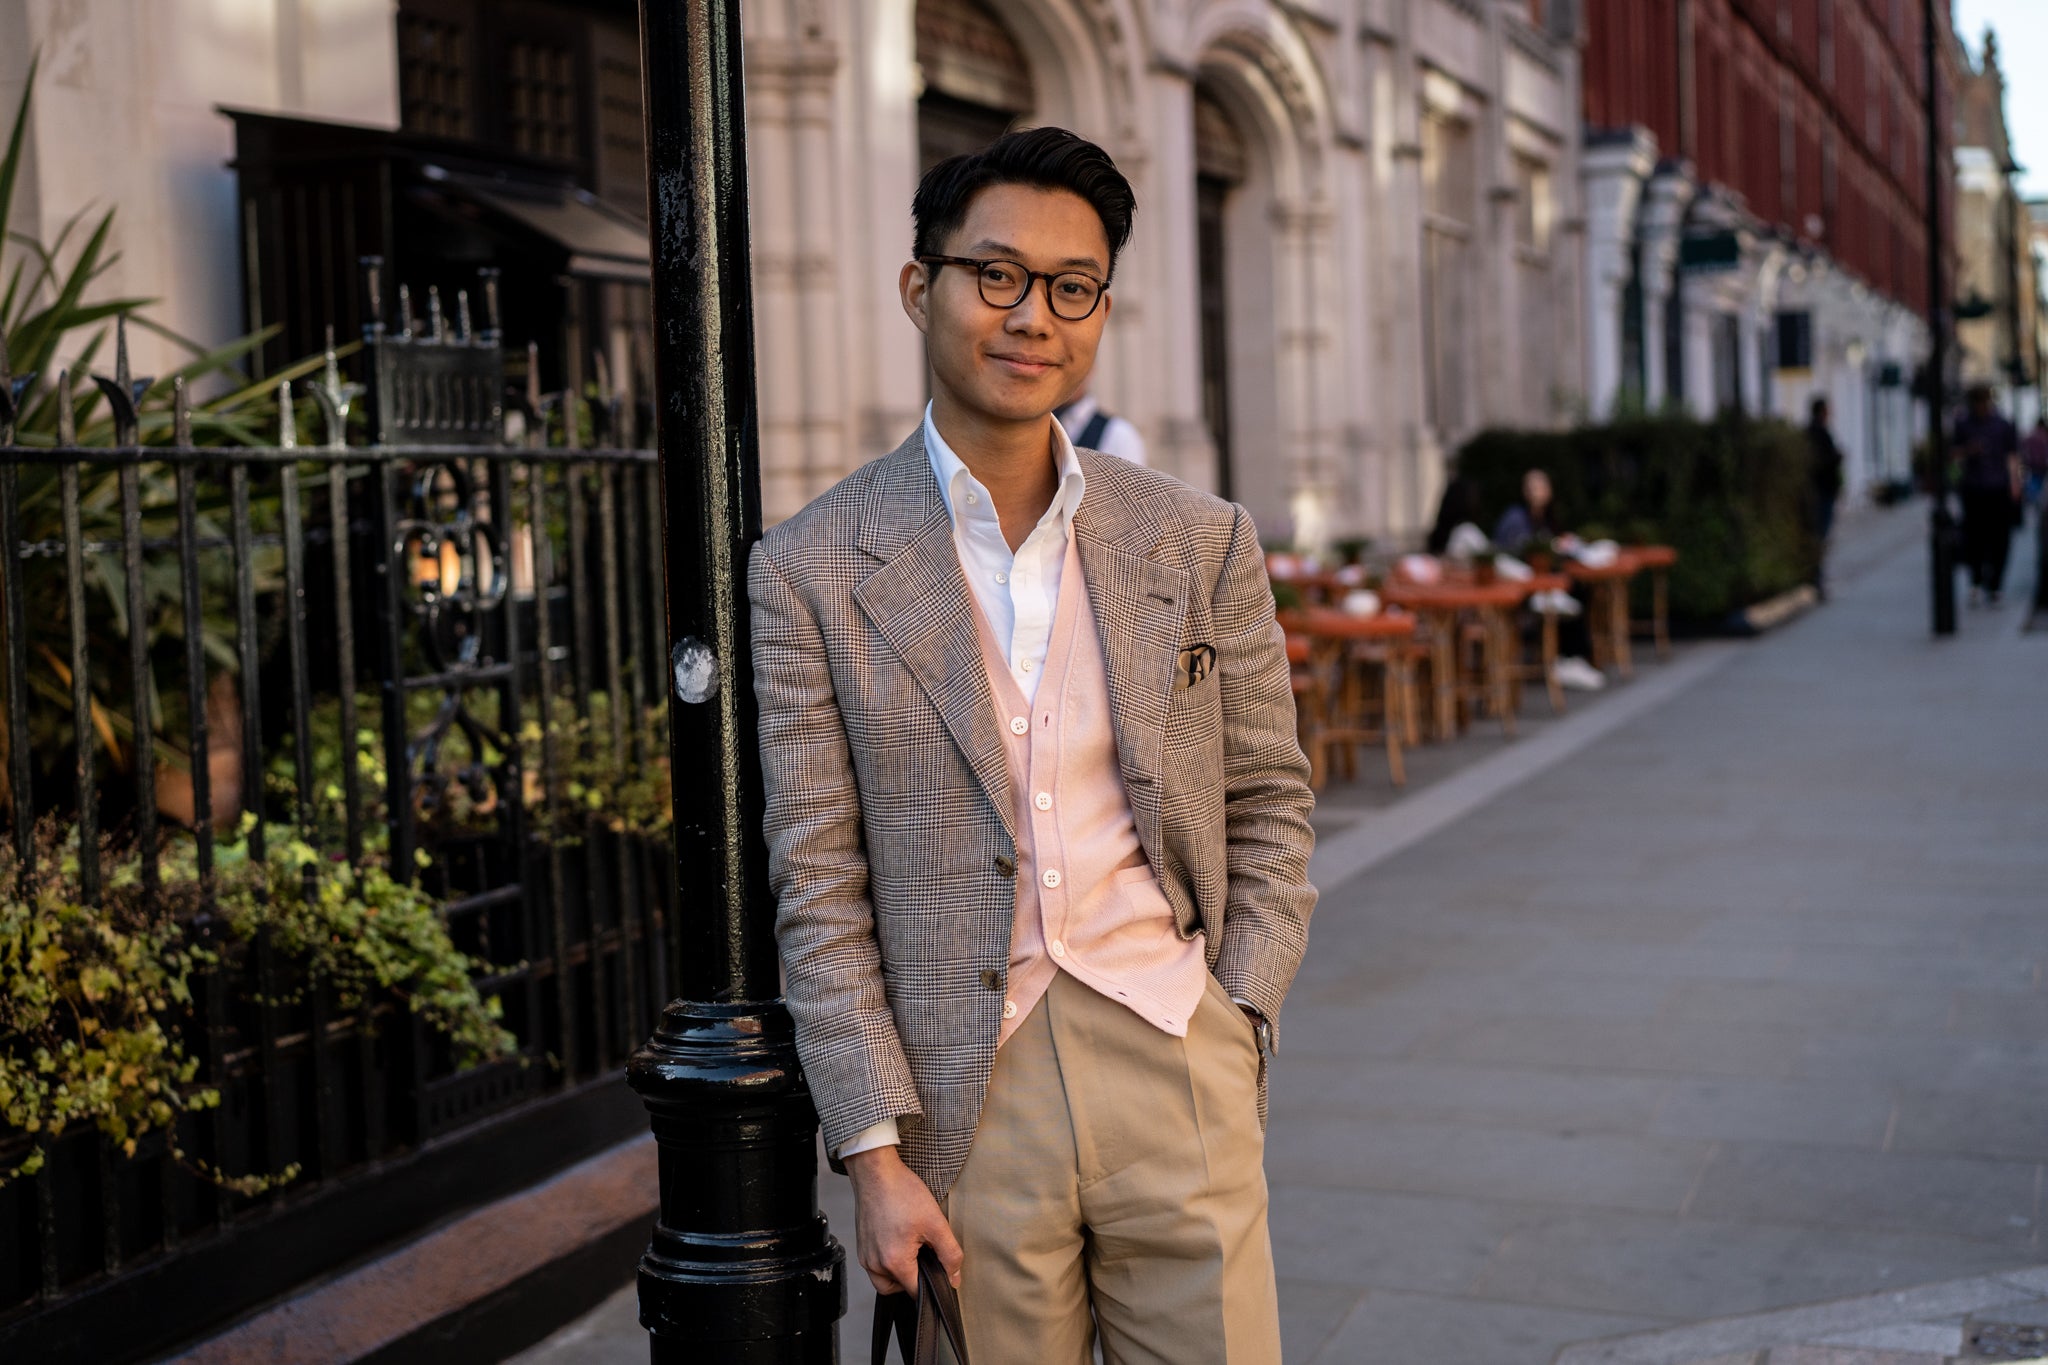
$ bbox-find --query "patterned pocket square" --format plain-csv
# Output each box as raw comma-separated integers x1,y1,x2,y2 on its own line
1175,643,1217,690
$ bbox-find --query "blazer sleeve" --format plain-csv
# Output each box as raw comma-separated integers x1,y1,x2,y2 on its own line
1207,505,1318,1036
749,543,923,1154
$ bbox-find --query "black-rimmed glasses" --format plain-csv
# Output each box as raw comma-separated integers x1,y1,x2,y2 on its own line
919,255,1109,322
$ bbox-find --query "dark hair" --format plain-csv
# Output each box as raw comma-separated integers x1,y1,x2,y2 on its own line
1809,395,1829,422
912,126,1137,280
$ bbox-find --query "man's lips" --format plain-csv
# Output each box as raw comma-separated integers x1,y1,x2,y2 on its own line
989,353,1060,376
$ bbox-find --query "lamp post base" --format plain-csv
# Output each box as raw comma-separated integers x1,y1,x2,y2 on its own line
631,1000,846,1364
1931,498,1957,636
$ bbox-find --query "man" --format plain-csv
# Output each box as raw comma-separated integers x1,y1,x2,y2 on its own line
1805,397,1844,599
1953,384,2022,606
749,127,1315,1363
1054,375,1148,465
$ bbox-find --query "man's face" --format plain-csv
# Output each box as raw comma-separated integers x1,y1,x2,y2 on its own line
901,183,1113,428
1523,469,1552,512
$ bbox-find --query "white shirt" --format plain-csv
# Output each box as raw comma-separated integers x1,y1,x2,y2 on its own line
836,405,1086,1160
1055,393,1148,466
925,402,1088,706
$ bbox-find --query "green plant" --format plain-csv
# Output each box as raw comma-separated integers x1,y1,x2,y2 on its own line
1457,414,1818,621
523,691,671,842
211,822,517,1070
0,822,286,1191
0,813,521,1190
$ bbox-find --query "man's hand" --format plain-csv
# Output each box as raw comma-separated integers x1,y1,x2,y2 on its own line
844,1145,963,1295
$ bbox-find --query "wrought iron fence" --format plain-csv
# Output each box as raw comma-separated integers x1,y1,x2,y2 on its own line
0,261,672,1362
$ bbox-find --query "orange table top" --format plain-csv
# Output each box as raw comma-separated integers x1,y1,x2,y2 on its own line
1280,607,1417,641
1565,545,1678,580
1380,579,1534,611
1629,544,1679,569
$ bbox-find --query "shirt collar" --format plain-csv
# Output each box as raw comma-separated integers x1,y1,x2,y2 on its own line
923,401,1086,537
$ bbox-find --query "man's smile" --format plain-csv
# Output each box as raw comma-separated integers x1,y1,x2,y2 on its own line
988,351,1061,377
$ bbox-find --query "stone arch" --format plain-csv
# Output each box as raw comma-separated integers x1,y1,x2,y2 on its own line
1183,9,1343,543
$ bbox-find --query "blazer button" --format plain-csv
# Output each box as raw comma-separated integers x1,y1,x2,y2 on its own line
994,855,1016,878
979,968,1004,991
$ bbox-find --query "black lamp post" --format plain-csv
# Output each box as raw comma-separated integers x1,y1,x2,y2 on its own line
1924,0,1957,636
630,2,846,1360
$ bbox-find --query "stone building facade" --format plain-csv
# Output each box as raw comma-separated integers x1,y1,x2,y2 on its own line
3,0,1586,547
745,0,1587,544
1950,29,2043,425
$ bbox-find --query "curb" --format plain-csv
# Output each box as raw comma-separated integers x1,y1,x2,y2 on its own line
1553,1266,2048,1365
166,1137,656,1365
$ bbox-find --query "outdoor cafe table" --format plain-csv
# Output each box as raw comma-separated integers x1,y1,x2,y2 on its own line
1566,546,1678,677
1279,606,1418,787
1267,558,1371,605
1628,543,1678,659
1378,578,1539,737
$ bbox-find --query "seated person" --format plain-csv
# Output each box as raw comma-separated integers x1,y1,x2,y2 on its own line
1494,469,1560,554
1496,469,1602,691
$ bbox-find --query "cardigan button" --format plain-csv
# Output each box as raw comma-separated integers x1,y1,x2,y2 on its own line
993,855,1016,878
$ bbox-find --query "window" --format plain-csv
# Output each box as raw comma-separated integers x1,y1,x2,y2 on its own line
399,8,471,138
1514,154,1551,253
1422,114,1476,438
1776,310,1815,370
504,40,578,162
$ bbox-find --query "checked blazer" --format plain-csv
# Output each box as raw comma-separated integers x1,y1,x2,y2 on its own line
748,427,1317,1199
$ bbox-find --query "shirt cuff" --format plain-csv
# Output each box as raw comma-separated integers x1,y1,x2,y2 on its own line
835,1117,901,1160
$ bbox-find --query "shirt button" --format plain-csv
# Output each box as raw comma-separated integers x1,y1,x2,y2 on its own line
995,571,1008,584
1020,659,1033,673
1042,868,1062,889
1002,999,1018,1020
1034,791,1052,811
965,491,979,504
1050,940,1067,958
1010,716,1029,735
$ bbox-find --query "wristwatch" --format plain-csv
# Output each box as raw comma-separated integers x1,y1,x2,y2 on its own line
1233,999,1275,1059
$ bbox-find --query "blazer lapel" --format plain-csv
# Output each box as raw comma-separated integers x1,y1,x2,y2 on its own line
1073,453,1188,866
853,434,1015,841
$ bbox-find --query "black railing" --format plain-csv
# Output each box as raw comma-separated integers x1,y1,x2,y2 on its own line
0,263,672,1362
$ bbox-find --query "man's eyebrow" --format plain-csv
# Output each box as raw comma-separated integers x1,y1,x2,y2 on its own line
962,239,1107,273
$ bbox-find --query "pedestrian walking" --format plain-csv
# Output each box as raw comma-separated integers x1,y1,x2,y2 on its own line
2021,416,2048,509
1054,377,1148,465
749,127,1315,1365
1805,397,1845,599
1953,385,2023,606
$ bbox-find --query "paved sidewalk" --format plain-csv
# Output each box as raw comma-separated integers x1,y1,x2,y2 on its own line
514,503,2048,1363
1268,505,2048,1363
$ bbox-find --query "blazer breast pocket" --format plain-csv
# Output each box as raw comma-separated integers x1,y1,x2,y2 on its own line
1173,643,1217,692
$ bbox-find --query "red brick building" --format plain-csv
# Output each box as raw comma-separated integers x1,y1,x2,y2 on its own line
1584,0,1945,312
1576,0,1953,493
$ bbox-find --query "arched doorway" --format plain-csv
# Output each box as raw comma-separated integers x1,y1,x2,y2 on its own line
915,0,1036,172
1194,84,1248,501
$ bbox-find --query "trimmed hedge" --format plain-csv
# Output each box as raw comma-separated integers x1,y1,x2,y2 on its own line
1456,415,1819,622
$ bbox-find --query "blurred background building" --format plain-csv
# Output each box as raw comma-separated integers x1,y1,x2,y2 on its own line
1579,0,1952,502
1951,27,2044,423
0,0,2014,536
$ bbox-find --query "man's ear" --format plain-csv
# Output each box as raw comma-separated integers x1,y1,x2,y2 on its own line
899,259,931,336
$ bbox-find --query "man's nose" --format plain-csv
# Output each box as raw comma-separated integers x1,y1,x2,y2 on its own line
1004,280,1056,334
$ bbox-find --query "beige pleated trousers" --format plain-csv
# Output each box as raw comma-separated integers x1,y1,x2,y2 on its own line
945,969,1282,1365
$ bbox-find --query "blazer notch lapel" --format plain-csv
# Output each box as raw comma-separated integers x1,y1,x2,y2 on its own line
854,515,1016,842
